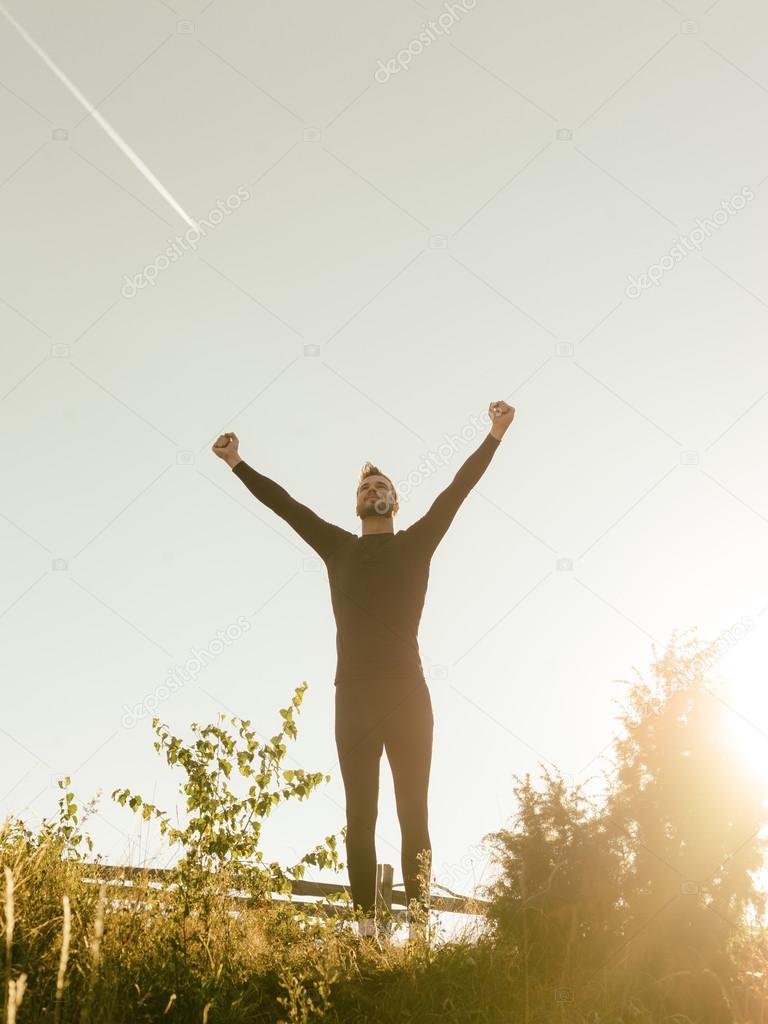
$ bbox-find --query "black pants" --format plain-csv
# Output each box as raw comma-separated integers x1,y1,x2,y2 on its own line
335,681,433,918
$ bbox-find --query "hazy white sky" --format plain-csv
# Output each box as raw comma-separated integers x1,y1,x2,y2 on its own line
1,0,768,932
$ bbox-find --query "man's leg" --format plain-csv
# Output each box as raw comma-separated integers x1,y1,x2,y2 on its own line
384,683,434,917
334,687,385,920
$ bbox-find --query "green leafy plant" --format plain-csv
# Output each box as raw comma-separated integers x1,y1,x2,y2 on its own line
38,776,98,862
111,682,344,904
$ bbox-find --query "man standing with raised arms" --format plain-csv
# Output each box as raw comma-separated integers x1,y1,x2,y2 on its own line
212,399,515,944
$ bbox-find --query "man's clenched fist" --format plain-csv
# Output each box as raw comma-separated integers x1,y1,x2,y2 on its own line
488,400,515,438
212,431,241,467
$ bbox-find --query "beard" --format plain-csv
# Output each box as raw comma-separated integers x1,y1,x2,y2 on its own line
358,496,395,519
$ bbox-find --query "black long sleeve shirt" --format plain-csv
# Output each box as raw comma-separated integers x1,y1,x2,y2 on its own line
231,432,501,694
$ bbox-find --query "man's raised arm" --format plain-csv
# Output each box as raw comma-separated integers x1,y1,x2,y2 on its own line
212,432,350,562
405,400,515,557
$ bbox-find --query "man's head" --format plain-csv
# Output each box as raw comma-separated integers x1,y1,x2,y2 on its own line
356,462,399,520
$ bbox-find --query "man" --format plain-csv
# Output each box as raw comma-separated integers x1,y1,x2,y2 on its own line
212,399,514,944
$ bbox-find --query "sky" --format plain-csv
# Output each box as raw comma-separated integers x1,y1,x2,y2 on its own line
1,0,768,941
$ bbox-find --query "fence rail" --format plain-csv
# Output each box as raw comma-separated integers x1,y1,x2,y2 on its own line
83,862,490,923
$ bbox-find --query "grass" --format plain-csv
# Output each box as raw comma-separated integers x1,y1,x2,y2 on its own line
5,638,768,1023
3,816,765,1023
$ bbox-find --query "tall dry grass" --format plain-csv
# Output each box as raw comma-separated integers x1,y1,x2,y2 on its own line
2,813,766,1023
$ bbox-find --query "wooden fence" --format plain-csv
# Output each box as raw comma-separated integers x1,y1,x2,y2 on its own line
84,862,490,926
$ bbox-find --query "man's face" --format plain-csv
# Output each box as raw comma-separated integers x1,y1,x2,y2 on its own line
356,474,398,519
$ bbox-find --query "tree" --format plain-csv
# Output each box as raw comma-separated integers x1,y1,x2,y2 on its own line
482,629,768,1021
481,769,623,987
605,629,768,1019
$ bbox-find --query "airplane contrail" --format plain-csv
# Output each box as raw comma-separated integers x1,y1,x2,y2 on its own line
0,1,199,230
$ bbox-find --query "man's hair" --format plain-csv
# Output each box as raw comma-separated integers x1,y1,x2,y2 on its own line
358,462,397,500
